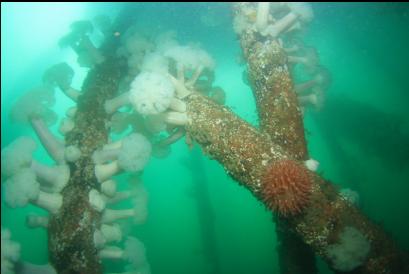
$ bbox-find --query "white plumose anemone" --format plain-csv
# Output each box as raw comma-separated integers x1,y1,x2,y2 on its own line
1,228,21,274
129,72,175,115
118,134,151,172
94,133,152,182
1,137,37,178
326,226,370,272
98,236,147,269
4,168,62,214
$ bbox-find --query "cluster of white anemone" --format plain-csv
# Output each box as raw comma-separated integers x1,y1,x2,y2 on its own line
104,31,216,130
1,137,70,214
233,3,313,37
99,236,151,274
59,20,106,68
9,64,85,164
89,174,151,274
3,20,156,274
234,3,331,112
1,228,20,274
93,133,152,182
1,226,59,274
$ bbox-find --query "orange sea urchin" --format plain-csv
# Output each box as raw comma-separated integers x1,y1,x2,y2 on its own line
260,159,312,216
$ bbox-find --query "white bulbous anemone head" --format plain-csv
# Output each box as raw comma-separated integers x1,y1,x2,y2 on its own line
118,133,152,172
1,136,37,178
129,72,175,115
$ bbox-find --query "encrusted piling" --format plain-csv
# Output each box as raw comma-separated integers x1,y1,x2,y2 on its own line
234,5,315,272
239,31,308,161
48,60,122,274
185,93,409,274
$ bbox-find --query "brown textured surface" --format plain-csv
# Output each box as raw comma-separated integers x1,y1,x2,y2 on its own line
185,93,409,274
185,93,288,196
234,4,308,161
234,4,314,273
48,60,122,274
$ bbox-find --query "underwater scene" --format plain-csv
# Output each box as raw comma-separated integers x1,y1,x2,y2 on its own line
1,2,409,274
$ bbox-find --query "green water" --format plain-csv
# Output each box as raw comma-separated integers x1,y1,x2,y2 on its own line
1,3,409,274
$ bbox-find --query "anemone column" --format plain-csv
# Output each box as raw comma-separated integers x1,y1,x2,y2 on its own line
47,61,122,274
184,93,409,274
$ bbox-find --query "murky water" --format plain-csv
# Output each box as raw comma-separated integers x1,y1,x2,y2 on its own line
2,3,409,274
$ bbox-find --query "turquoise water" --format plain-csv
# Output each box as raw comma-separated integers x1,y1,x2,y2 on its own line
1,3,409,274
